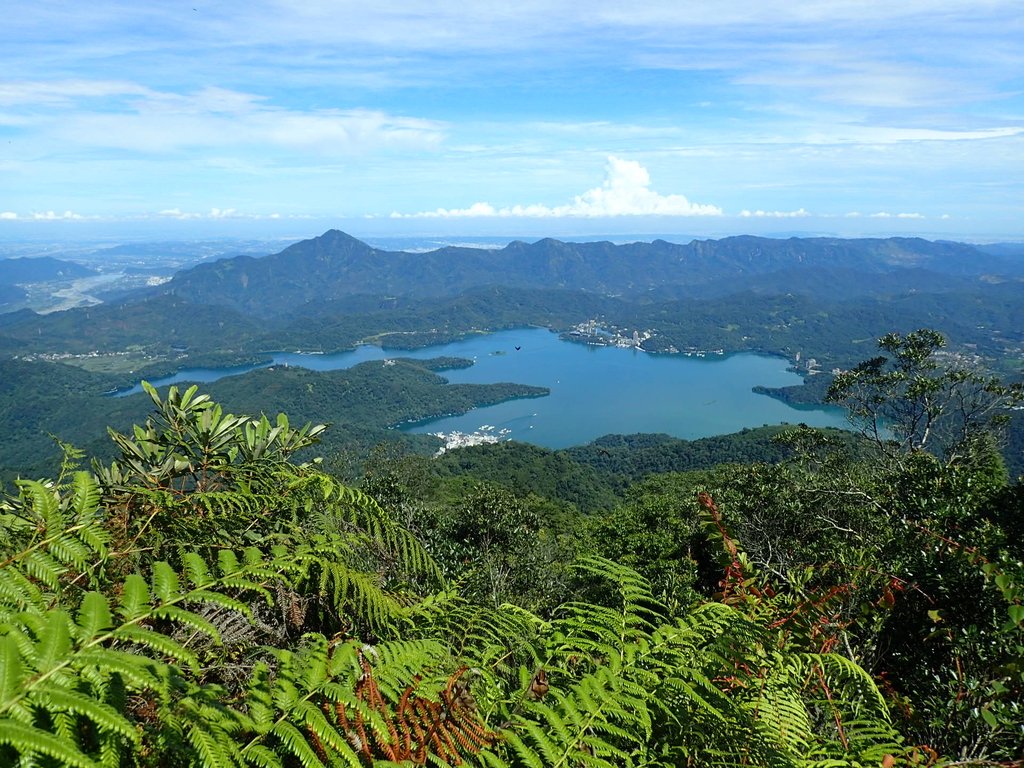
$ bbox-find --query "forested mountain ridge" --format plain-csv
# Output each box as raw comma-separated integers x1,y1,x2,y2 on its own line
0,255,96,284
3,232,1020,373
159,230,1023,317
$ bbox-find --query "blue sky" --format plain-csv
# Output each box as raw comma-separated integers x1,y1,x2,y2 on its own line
2,1,1023,240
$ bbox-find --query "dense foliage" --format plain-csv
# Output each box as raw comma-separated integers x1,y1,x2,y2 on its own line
0,357,546,483
2,330,1021,766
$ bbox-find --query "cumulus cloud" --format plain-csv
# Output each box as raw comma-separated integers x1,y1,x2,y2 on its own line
846,211,929,219
392,157,722,219
0,211,18,220
739,208,810,218
158,208,196,219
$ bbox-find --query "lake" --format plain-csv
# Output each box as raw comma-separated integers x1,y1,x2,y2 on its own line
124,328,849,448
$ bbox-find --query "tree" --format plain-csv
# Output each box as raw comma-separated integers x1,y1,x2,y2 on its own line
826,329,1022,465
814,332,1024,760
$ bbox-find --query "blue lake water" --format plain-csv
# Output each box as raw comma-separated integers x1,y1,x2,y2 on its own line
121,328,849,448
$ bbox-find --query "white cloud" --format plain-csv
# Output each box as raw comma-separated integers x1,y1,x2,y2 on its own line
97,104,438,154
0,79,153,107
393,156,722,219
157,207,285,220
158,208,195,219
5,4,1022,228
30,2,1012,66
31,210,84,220
5,81,446,155
799,126,1023,146
0,211,18,220
65,98,446,154
737,58,979,110
869,211,926,219
739,208,810,218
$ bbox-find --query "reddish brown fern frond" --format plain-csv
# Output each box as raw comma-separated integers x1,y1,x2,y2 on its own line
333,653,499,766
699,492,748,604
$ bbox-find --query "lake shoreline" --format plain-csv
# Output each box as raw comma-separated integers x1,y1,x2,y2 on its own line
106,327,847,449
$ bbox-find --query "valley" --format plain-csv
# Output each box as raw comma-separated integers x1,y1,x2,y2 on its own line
1,230,1022,480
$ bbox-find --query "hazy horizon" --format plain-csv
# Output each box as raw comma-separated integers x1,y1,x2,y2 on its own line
2,218,1023,249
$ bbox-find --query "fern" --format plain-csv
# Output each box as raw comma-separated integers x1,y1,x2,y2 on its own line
0,482,302,768
0,390,921,768
0,473,110,613
468,557,909,768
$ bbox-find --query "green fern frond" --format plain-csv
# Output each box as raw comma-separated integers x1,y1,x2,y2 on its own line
270,720,327,768
240,743,285,768
35,686,138,744
0,564,44,613
0,719,100,768
0,474,110,608
294,473,441,582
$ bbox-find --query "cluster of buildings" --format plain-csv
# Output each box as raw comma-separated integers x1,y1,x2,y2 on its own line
566,319,652,349
430,425,512,455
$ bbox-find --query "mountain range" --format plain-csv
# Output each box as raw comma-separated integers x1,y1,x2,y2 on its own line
159,230,1023,317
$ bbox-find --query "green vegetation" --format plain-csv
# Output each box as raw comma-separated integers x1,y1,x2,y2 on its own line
3,278,1022,474
3,232,1022,384
2,229,1023,765
4,330,1020,766
0,357,547,482
157,231,1022,317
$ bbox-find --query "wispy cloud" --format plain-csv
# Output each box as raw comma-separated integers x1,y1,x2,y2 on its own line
4,82,446,155
795,126,1024,147
4,1,1023,234
393,157,722,219
0,79,154,106
0,212,19,220
732,42,1012,111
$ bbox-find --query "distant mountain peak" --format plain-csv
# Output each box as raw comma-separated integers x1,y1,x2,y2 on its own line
283,229,374,252
318,229,366,244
